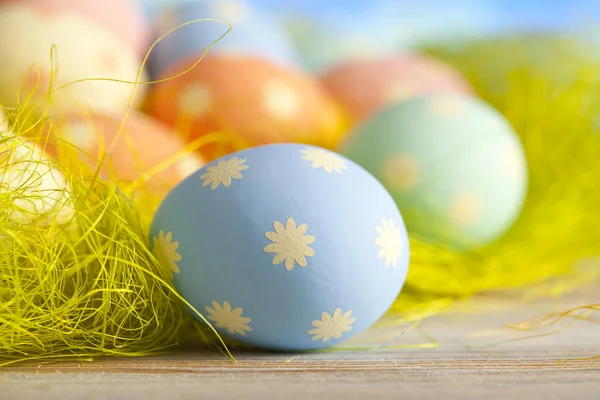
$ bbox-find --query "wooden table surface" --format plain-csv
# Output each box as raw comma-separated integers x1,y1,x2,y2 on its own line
2,292,599,399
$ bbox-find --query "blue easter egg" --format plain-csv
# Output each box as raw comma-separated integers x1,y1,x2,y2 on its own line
340,94,528,251
149,0,301,78
150,143,409,350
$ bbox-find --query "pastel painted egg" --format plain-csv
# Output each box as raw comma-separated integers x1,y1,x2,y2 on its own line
149,0,301,78
340,94,528,251
0,0,150,56
320,53,473,124
0,2,146,114
43,112,205,195
150,143,409,350
147,55,347,160
1,107,71,224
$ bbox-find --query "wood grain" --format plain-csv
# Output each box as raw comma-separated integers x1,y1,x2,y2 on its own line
1,293,599,399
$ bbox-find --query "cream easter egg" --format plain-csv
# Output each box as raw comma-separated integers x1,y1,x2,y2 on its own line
320,53,473,125
0,2,146,114
46,111,205,195
340,94,528,250
0,0,150,56
1,107,71,224
147,55,347,161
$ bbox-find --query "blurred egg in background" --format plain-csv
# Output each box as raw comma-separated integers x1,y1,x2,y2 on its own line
320,53,474,126
340,94,528,251
41,111,204,195
0,106,71,224
148,0,302,79
146,55,347,161
0,0,148,114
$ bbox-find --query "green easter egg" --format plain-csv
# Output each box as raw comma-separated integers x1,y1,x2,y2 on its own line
340,94,528,250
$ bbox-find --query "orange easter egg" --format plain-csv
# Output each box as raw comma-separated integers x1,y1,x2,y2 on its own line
146,55,347,160
320,53,473,124
46,111,205,194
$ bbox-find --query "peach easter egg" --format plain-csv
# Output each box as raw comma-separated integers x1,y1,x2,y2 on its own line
46,111,205,195
0,0,149,56
320,53,473,124
0,2,146,114
146,55,347,161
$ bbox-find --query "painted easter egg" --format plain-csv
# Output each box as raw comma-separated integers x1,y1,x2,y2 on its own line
0,2,146,114
0,0,150,56
147,55,347,161
340,94,528,250
44,112,205,195
320,53,473,125
150,143,409,350
149,0,301,78
0,106,71,224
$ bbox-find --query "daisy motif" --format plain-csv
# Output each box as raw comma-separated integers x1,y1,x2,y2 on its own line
301,147,348,174
264,217,315,271
152,230,182,279
263,79,300,120
382,154,420,192
374,219,404,268
386,82,415,102
205,301,252,336
449,193,482,226
308,308,356,342
178,83,213,118
428,96,463,117
200,157,249,190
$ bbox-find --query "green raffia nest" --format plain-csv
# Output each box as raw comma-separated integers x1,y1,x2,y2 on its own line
2,34,600,364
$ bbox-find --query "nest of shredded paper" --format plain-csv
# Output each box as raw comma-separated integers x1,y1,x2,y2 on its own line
1,34,600,364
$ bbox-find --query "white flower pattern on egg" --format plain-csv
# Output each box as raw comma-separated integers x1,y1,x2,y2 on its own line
428,96,463,117
382,154,420,192
200,157,248,190
308,308,356,342
62,122,97,152
178,83,213,118
205,301,252,336
263,79,300,120
449,193,482,226
301,147,348,174
152,230,182,279
264,217,316,271
375,219,404,268
386,82,415,103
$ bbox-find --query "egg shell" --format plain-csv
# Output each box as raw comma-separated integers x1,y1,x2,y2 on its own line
0,3,146,114
146,55,347,160
340,94,528,250
149,143,409,350
149,0,301,78
0,0,150,56
44,111,205,195
320,53,473,124
1,106,72,224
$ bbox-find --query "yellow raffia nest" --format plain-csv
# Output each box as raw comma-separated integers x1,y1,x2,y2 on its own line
1,34,600,364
